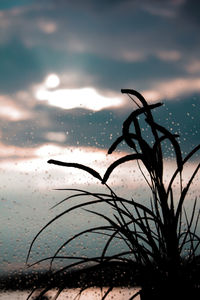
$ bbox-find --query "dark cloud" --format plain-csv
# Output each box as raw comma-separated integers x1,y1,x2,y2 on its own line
75,54,185,90
0,0,200,95
0,39,45,93
0,0,200,153
180,0,200,26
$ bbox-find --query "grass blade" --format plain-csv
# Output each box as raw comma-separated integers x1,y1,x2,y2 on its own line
102,153,143,184
48,159,102,181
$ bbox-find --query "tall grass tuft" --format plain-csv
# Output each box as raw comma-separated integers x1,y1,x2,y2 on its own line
27,90,200,300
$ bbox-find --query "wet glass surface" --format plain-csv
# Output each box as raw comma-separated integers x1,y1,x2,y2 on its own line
1,1,200,298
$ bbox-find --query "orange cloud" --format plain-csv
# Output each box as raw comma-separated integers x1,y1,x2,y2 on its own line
156,50,181,61
186,60,200,74
1,142,199,198
142,77,200,101
0,95,31,121
0,142,36,159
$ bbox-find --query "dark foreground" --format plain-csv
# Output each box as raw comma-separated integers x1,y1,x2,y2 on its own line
0,261,139,291
0,260,200,300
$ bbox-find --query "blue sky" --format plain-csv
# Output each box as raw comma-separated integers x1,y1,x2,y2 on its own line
0,0,200,274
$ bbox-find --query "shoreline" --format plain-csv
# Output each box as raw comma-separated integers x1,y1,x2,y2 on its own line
0,261,140,291
1,258,200,292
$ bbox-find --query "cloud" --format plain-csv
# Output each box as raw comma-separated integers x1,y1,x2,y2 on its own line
0,0,200,99
37,20,57,34
155,50,181,61
1,141,199,194
0,86,199,159
0,142,36,161
45,132,67,143
180,0,200,26
142,0,185,17
142,77,200,101
0,143,136,188
0,0,199,154
0,95,31,121
117,50,146,63
185,60,200,74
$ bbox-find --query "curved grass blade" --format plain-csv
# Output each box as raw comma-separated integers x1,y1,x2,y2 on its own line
50,192,90,210
178,198,198,253
28,255,102,269
108,135,124,154
103,287,114,300
108,134,137,154
50,225,114,268
27,195,142,264
121,89,150,107
84,209,154,264
175,162,200,221
102,153,143,184
50,189,114,210
48,159,102,181
129,290,141,300
146,119,183,171
29,89,200,299
167,144,200,197
26,198,116,264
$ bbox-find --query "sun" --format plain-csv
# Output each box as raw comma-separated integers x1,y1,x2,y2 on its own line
45,73,60,88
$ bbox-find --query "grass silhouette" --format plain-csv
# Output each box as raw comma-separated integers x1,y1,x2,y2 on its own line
27,90,200,300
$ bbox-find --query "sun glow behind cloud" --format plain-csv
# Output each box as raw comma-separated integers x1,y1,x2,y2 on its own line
35,74,123,111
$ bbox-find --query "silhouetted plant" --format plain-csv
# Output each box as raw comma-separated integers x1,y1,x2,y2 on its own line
27,90,200,300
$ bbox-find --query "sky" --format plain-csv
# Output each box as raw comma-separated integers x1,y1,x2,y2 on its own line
0,0,200,275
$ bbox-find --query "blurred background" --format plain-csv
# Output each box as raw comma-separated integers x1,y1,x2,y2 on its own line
0,0,200,276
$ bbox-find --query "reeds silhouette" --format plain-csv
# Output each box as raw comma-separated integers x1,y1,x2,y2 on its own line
27,90,200,300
